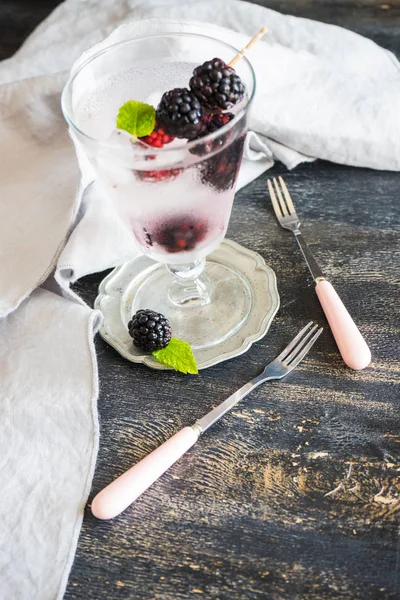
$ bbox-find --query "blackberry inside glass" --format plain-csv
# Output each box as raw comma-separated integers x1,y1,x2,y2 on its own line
63,32,255,351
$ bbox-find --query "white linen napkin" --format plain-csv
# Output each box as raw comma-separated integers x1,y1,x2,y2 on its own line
0,1,399,598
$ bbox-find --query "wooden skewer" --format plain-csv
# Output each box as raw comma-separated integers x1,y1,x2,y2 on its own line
228,26,268,68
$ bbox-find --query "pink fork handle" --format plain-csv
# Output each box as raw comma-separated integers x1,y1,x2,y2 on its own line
315,279,371,370
91,426,199,520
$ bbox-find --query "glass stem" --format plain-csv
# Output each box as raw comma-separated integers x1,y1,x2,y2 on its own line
166,259,211,307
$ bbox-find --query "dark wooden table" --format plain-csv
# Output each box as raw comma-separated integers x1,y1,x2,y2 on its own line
2,2,400,599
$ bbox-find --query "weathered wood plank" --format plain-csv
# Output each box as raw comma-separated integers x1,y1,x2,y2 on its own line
1,0,400,60
0,0,59,60
247,0,400,55
69,160,400,600
1,1,399,599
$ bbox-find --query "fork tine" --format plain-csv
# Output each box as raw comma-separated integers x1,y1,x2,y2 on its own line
276,322,313,361
278,176,296,215
272,177,288,216
267,179,282,218
287,327,323,369
283,323,319,365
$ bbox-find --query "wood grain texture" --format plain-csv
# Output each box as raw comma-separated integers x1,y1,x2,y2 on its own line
2,1,399,599
248,0,400,55
70,160,400,600
1,0,400,60
0,0,58,60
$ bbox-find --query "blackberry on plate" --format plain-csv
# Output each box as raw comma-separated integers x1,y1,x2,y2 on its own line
128,309,172,352
189,58,245,111
156,88,204,139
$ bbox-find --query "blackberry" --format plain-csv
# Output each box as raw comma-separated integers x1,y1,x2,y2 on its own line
204,112,234,134
190,113,234,156
189,58,245,111
156,88,204,139
197,134,245,192
128,309,172,352
135,167,182,183
153,218,208,253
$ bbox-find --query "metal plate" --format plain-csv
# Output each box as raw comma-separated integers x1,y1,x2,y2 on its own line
95,239,280,370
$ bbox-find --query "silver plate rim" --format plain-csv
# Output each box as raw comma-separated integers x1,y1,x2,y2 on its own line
95,239,280,370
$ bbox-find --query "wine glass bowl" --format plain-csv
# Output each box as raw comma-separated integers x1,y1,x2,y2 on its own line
62,31,256,350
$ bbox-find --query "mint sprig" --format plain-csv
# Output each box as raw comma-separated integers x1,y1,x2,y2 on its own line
152,338,198,375
116,100,156,138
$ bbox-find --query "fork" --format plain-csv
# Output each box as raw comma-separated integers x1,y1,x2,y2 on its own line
91,322,323,520
267,176,371,371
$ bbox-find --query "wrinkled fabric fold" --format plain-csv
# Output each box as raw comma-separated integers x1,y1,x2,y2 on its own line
0,2,399,599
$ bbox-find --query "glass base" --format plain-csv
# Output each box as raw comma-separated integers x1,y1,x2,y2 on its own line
132,259,253,350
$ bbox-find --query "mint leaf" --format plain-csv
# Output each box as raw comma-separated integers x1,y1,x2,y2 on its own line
152,338,198,375
116,100,156,138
